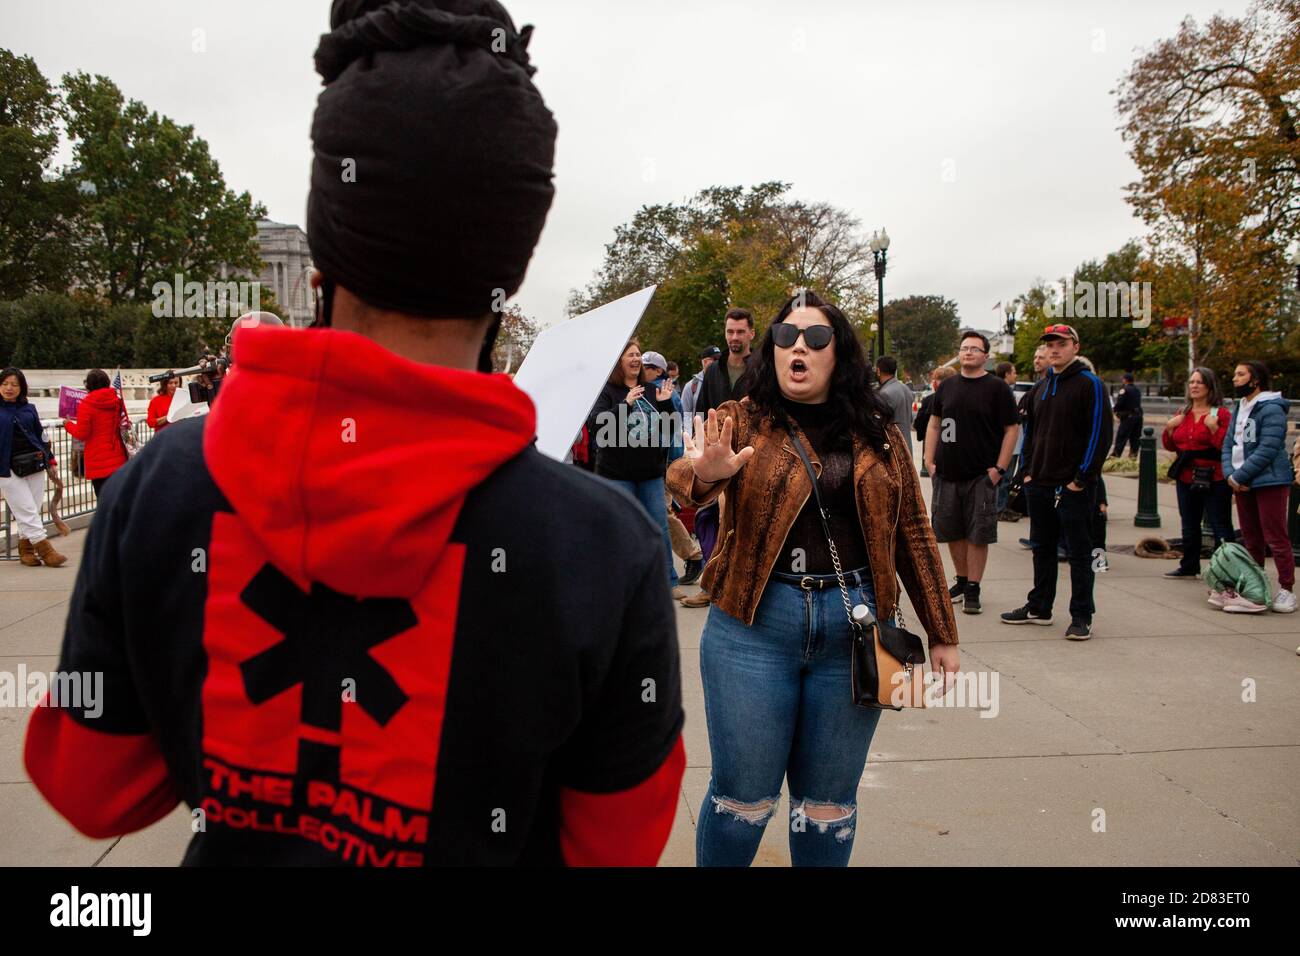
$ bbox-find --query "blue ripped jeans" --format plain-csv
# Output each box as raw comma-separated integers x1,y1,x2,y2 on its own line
697,569,884,867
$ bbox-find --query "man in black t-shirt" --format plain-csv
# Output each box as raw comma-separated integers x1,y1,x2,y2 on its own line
924,330,1019,614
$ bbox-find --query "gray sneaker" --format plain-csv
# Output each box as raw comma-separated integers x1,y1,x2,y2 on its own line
1065,619,1092,640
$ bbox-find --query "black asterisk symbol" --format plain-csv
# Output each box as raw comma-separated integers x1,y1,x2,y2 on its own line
238,564,418,732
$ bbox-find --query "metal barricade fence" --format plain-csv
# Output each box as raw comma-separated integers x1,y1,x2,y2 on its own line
2,418,158,559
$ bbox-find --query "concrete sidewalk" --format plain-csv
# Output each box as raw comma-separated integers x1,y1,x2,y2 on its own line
2,470,1296,866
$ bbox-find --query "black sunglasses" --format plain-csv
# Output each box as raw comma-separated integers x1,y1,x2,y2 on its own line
771,323,834,350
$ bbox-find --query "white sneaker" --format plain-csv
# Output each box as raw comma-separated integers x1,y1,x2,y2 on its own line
1207,589,1231,609
1272,589,1297,614
1222,592,1268,614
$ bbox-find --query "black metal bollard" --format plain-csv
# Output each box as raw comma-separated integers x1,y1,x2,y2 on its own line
1134,425,1162,528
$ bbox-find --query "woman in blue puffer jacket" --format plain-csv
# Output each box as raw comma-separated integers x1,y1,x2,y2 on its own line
1222,361,1295,613
0,367,67,567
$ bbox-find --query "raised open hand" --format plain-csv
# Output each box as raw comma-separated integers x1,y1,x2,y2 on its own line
682,408,754,484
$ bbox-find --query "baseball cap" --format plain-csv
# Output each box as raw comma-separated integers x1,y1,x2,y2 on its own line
641,350,667,371
699,345,722,360
1039,324,1079,344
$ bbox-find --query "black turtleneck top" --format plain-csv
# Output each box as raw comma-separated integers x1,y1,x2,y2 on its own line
775,397,870,575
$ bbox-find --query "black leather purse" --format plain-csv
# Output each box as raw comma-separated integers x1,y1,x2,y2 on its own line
787,432,928,710
10,449,47,477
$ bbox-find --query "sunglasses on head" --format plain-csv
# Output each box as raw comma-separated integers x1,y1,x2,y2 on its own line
771,323,834,350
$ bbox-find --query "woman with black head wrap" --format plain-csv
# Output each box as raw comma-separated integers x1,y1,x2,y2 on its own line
27,0,687,867
308,0,558,371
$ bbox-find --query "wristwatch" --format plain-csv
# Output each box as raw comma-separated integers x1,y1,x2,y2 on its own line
995,466,1007,476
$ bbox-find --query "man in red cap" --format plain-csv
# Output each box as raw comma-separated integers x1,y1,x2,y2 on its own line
1000,324,1112,640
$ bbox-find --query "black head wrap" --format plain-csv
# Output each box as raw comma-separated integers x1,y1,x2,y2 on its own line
308,0,557,320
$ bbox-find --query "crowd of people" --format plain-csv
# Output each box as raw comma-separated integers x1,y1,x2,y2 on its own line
582,311,1298,647
0,363,183,574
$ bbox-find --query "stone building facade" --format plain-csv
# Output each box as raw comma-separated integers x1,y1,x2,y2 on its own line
254,219,314,327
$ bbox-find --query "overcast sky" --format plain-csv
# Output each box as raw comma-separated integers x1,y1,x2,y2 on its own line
6,0,1251,336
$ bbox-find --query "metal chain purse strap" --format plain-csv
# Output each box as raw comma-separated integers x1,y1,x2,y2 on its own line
787,430,928,710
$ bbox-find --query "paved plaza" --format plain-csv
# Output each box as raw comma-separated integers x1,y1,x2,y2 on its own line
2,468,1297,866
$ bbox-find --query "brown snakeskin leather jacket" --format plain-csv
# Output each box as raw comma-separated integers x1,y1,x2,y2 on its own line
666,399,959,647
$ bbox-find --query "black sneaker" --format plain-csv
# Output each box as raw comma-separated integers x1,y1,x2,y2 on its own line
1163,567,1198,578
680,558,703,586
1065,619,1092,640
1000,605,1053,626
962,585,982,614
948,580,966,604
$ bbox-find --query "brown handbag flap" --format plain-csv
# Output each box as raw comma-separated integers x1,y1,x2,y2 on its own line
873,624,927,708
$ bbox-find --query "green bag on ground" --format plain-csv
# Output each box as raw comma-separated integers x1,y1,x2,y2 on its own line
1204,542,1273,607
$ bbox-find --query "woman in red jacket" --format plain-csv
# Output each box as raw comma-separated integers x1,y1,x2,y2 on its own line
63,369,128,496
1161,367,1234,578
147,374,179,431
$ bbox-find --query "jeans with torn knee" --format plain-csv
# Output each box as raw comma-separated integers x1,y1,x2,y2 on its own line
696,571,884,866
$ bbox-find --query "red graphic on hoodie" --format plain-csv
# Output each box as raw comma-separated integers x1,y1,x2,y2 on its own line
194,325,534,863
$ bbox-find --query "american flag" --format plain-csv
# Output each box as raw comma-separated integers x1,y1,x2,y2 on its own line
112,369,132,430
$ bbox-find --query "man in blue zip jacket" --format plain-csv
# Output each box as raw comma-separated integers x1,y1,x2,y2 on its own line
1001,324,1113,639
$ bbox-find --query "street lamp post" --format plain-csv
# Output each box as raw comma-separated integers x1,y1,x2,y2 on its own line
869,228,890,358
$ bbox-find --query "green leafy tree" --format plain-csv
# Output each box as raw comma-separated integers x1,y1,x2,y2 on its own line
92,302,148,365
492,303,540,373
0,50,81,298
1012,282,1055,374
882,295,960,379
569,182,878,379
1064,241,1147,373
4,292,99,367
133,309,203,368
60,71,265,303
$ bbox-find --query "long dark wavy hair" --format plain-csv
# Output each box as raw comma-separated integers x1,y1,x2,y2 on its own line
745,290,890,452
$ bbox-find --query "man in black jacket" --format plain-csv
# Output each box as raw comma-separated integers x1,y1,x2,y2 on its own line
1111,372,1143,458
1001,324,1113,640
680,306,755,607
697,307,756,415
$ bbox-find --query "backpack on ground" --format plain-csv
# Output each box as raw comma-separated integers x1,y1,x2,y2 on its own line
1204,542,1273,607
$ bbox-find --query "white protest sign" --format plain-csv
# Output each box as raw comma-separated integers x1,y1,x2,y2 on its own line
166,384,209,423
513,285,657,461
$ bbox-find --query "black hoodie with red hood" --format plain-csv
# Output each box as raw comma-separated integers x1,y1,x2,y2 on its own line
25,326,685,866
